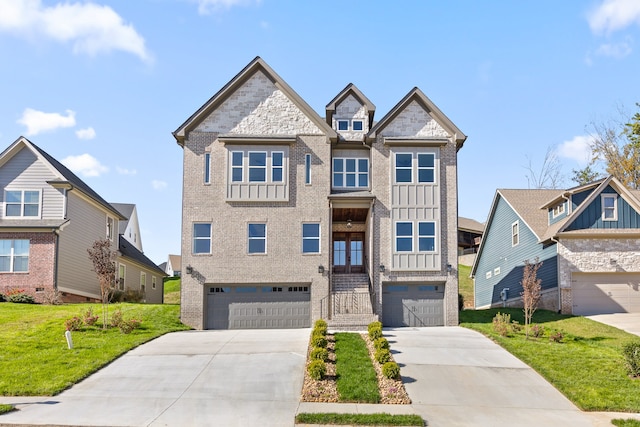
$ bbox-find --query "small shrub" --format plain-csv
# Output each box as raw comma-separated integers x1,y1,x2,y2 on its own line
119,318,141,334
65,316,83,331
314,319,328,330
375,348,391,364
83,307,99,326
382,362,400,379
549,331,564,343
622,342,640,377
374,337,390,351
41,288,61,305
313,322,328,337
307,359,326,380
110,289,124,303
310,347,329,362
122,289,144,303
110,308,124,327
311,334,328,348
492,312,511,337
531,324,545,338
511,320,522,333
368,321,383,340
7,292,36,304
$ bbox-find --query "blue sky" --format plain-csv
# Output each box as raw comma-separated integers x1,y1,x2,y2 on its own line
1,0,639,265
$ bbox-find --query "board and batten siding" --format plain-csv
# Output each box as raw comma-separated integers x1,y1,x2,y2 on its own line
0,148,65,219
57,192,112,299
567,185,640,230
475,195,558,308
390,147,440,271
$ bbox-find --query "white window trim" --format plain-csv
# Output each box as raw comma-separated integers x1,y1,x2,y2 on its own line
352,119,364,131
512,221,519,247
231,151,244,182
486,271,492,279
248,151,267,183
0,239,29,273
395,221,414,252
204,152,211,185
302,222,321,254
4,189,42,219
394,153,413,184
193,223,212,254
494,267,501,275
140,272,147,292
602,194,618,221
271,151,284,183
417,153,436,184
552,203,565,218
417,221,437,252
106,216,115,241
337,120,349,131
118,264,126,290
332,157,369,189
248,223,267,255
229,149,288,185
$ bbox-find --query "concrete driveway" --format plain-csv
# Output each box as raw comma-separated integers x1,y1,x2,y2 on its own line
386,327,599,427
587,313,640,337
0,329,310,427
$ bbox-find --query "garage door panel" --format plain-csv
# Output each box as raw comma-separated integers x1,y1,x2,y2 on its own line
207,286,310,329
382,284,444,327
572,273,640,315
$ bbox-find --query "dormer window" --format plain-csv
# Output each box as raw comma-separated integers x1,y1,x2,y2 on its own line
338,120,349,131
602,194,618,221
352,120,363,131
336,119,365,132
552,203,565,218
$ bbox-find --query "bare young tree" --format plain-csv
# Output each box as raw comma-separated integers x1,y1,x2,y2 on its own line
521,258,542,339
87,239,117,329
524,146,564,189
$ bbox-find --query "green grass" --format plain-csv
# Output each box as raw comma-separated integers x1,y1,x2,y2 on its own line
0,404,14,414
295,412,423,426
460,308,640,412
163,277,180,304
334,333,380,403
613,420,640,427
458,264,474,309
0,302,189,396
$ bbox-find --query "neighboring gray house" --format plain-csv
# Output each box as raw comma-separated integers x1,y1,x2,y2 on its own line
0,136,164,303
166,254,181,277
472,176,640,315
174,56,466,330
112,203,143,252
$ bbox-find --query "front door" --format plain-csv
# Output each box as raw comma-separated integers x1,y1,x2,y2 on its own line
333,232,364,274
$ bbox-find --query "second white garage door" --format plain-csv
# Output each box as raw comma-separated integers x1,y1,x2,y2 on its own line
206,285,311,329
572,273,640,315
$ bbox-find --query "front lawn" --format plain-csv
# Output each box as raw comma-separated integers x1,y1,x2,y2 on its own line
334,333,380,403
458,264,474,309
460,309,640,412
0,302,189,396
163,277,180,304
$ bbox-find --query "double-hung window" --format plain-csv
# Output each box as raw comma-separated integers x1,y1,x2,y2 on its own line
333,158,369,188
5,190,40,217
193,223,212,254
395,154,413,183
248,223,266,254
395,222,413,252
248,152,267,182
0,239,29,272
272,152,284,182
417,153,435,183
302,223,320,254
512,221,519,246
140,272,146,292
602,194,618,221
418,222,436,252
231,152,243,182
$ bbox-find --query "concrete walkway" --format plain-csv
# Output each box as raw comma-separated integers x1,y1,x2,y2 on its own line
588,313,640,337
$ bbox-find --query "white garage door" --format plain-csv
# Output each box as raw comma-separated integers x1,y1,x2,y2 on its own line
572,273,640,315
207,285,310,329
382,284,444,327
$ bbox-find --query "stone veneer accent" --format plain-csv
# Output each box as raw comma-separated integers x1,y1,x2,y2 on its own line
382,101,449,138
334,94,368,141
557,237,640,314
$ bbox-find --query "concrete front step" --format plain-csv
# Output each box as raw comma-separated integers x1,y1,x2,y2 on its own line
327,314,379,331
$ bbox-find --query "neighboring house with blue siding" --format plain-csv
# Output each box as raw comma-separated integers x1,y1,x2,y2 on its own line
472,176,640,315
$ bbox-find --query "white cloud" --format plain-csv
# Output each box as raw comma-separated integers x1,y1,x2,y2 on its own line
588,0,640,34
75,127,96,140
116,166,137,175
0,0,151,62
151,180,167,190
17,108,76,136
557,135,594,166
595,39,633,58
194,0,260,15
61,153,108,177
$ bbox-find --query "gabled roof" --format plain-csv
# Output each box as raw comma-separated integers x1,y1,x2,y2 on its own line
366,87,467,150
325,83,376,127
0,136,124,220
118,235,166,276
111,203,135,234
173,56,338,145
168,254,181,270
458,217,484,233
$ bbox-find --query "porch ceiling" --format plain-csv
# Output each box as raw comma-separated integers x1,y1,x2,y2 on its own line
332,208,368,223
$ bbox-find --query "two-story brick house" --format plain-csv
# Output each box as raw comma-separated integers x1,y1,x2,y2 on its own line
174,57,466,330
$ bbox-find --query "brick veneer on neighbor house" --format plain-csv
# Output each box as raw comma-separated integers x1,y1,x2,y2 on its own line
0,232,56,302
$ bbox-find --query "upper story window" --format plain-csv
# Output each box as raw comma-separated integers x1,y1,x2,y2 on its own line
231,152,243,182
227,147,289,202
248,223,266,254
512,221,519,246
5,190,40,217
272,152,284,182
302,223,320,254
106,217,115,240
395,221,437,253
552,203,565,218
602,194,618,221
0,239,29,272
418,222,436,252
394,153,436,184
193,223,212,254
333,158,369,188
140,272,146,292
204,153,211,184
249,152,267,182
352,120,363,131
229,149,287,184
338,120,349,131
395,222,413,252
118,264,125,290
305,154,312,185
336,119,365,132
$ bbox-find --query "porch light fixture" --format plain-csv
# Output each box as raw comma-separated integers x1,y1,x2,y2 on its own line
446,263,452,274
379,264,385,272
318,265,325,274
346,219,352,229
185,265,193,275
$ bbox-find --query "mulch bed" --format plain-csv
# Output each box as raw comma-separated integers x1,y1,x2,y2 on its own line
300,332,411,404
